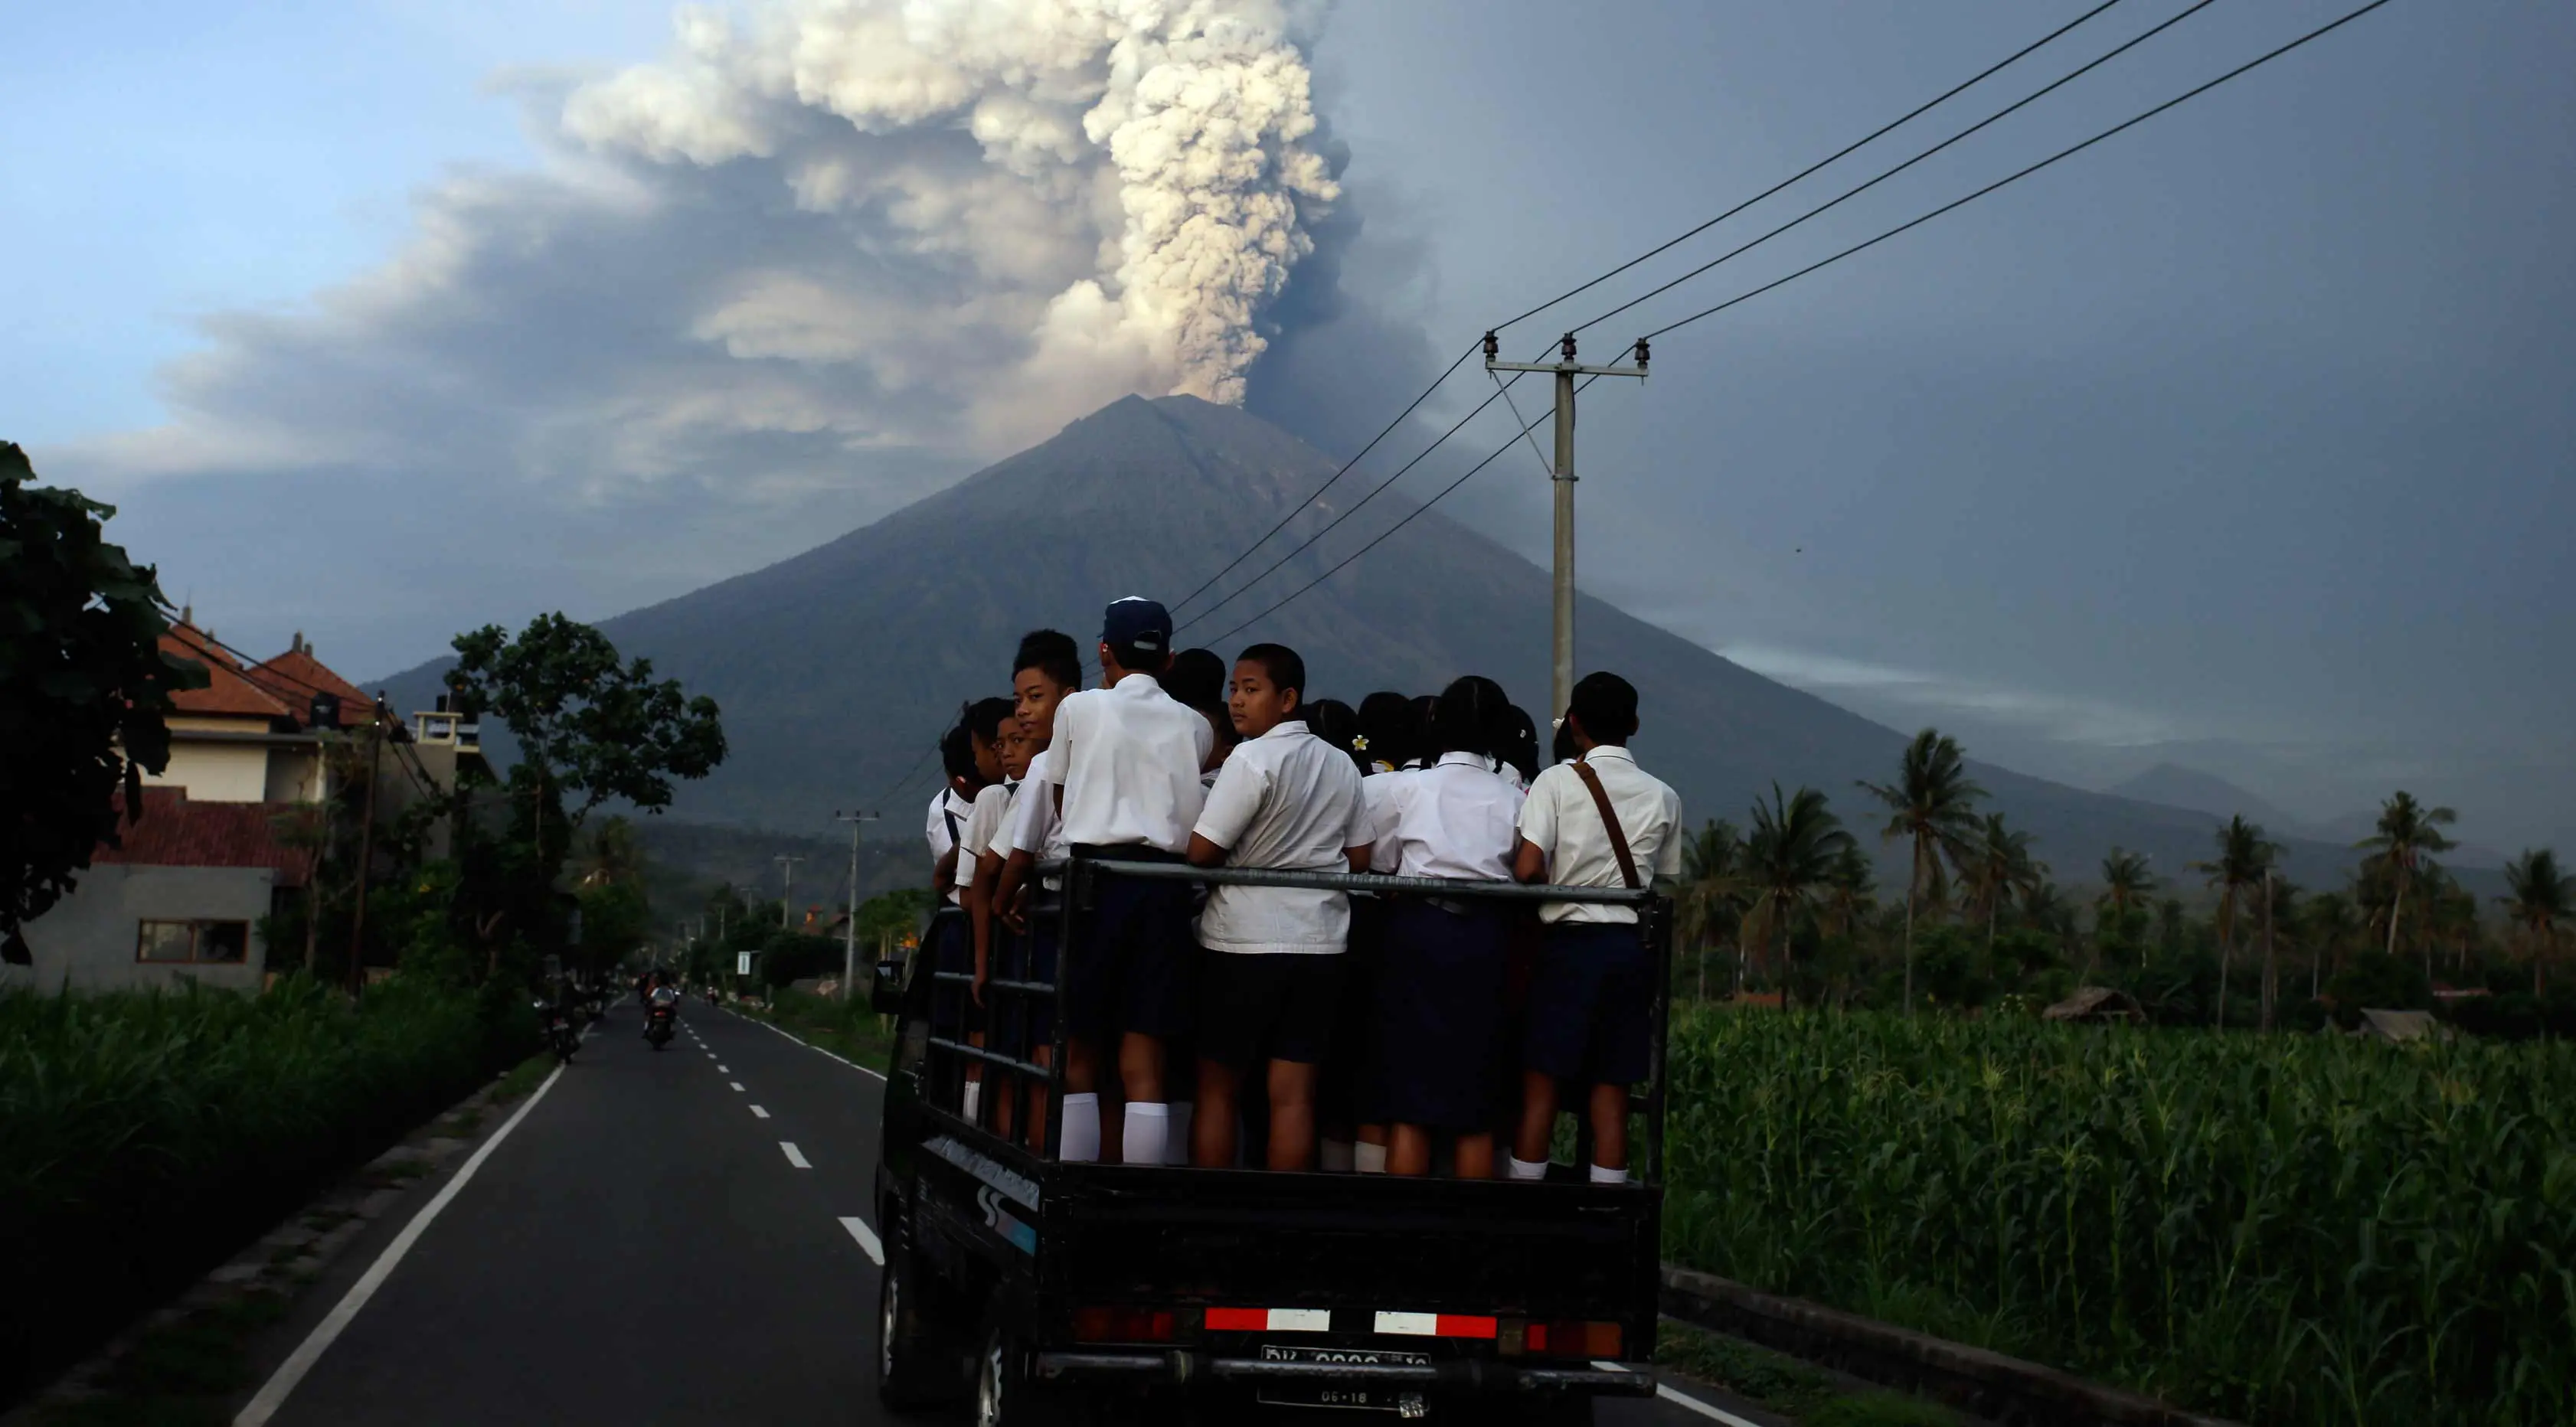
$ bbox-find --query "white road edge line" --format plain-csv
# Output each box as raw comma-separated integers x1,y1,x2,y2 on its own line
1590,1360,1762,1427
839,1216,884,1265
731,1006,888,1082
750,1105,770,1118
234,1065,566,1427
780,1141,811,1169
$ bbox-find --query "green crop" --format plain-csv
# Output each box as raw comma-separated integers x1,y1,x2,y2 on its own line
0,976,528,1400
1660,1007,2576,1425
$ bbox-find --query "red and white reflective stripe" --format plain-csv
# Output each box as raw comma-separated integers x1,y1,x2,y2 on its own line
1372,1311,1499,1339
1206,1307,1331,1333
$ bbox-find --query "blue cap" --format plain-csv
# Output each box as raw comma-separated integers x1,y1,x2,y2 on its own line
1101,596,1172,655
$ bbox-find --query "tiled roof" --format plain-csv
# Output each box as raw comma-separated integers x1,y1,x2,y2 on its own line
163,624,293,721
95,787,319,887
247,646,374,728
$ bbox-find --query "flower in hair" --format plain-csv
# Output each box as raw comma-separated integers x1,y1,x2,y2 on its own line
1351,734,1369,751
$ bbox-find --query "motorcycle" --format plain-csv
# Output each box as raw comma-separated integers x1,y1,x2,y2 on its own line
646,998,678,1050
537,1000,580,1063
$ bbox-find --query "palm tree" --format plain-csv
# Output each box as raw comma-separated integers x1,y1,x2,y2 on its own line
1856,729,1985,1013
1822,841,1876,940
1963,813,2045,955
1674,820,1747,1001
2190,815,2278,1030
2357,791,2458,978
2256,874,2300,1031
2095,847,2159,966
1741,784,1857,1011
2303,890,2359,1000
2499,849,2574,995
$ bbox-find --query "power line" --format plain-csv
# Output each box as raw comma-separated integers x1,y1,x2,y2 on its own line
1569,0,2224,340
1204,374,1611,648
1639,0,2398,345
1486,0,2132,338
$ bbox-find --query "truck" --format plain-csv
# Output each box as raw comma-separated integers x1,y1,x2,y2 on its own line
870,855,1673,1425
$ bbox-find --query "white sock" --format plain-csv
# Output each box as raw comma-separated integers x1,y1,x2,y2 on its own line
1122,1102,1169,1165
961,1080,982,1122
1061,1093,1101,1162
1587,1162,1629,1186
1320,1138,1355,1172
1354,1141,1388,1174
1508,1155,1549,1181
1164,1102,1194,1164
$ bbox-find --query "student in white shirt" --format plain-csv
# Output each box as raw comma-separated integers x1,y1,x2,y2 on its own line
1048,598,1211,1165
1364,676,1526,1178
1356,692,1419,776
956,706,1028,1131
993,630,1080,1154
1509,671,1682,1187
1183,644,1368,1171
926,711,1002,1061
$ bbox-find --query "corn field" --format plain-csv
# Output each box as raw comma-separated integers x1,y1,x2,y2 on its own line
1662,1008,2576,1425
0,976,528,1400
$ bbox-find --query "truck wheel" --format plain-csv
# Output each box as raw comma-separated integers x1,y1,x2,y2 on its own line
874,1220,945,1409
973,1324,1093,1427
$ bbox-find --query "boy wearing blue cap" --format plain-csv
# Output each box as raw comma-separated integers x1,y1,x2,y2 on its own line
1045,596,1213,1164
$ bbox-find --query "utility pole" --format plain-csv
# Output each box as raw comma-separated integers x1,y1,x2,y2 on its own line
776,854,806,929
834,809,880,1000
1485,331,1650,723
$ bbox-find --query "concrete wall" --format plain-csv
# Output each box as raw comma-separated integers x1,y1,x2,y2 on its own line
9,864,274,993
146,743,271,803
263,746,325,803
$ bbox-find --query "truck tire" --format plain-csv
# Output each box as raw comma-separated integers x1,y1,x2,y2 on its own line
973,1323,1093,1427
874,1218,946,1409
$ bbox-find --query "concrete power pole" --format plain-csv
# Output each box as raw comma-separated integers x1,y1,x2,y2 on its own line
776,854,806,929
1483,331,1649,724
833,809,879,999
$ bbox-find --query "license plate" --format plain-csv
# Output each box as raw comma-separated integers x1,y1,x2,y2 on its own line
1255,1346,1429,1415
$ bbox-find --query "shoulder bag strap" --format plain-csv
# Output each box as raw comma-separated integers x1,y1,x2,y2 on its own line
1571,758,1643,890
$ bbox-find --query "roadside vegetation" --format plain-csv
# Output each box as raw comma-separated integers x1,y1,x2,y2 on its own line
0,975,531,1401
740,986,896,1073
1661,1006,2576,1425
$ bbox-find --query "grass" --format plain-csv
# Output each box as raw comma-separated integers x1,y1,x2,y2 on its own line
1659,1006,2576,1425
0,975,528,1401
746,988,895,1071
1654,1319,1839,1418
31,1291,294,1427
1801,1393,1962,1427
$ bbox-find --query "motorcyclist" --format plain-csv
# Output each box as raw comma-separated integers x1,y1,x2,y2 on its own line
644,975,682,1040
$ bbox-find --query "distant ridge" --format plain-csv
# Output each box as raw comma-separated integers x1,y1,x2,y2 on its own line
380,394,2384,890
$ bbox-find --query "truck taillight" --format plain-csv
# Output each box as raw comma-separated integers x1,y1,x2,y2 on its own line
1505,1320,1623,1359
1072,1307,1181,1343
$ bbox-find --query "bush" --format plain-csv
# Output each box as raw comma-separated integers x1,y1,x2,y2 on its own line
0,975,528,1399
1662,1007,2576,1425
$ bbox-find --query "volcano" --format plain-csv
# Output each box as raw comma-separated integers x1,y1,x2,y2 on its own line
382,393,2349,885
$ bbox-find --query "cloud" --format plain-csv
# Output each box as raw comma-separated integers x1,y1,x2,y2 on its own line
1721,642,2182,748
60,0,1345,501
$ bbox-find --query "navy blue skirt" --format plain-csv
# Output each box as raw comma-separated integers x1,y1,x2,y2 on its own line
1373,900,1512,1130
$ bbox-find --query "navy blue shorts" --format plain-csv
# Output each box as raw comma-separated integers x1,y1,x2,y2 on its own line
990,918,1058,1058
1319,897,1386,1125
1522,921,1654,1086
927,909,972,1035
1375,900,1512,1129
1067,847,1198,1042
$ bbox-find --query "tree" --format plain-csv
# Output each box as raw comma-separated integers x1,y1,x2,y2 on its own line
2499,848,2574,996
1856,729,1985,1014
1740,784,1856,1011
1963,812,2045,956
2356,790,2457,978
2302,891,2359,1000
0,443,209,964
575,815,646,889
2095,847,2159,967
2189,815,2277,1030
448,612,728,834
1673,820,1747,1001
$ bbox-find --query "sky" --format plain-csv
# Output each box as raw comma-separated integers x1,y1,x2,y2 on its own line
8,0,2571,855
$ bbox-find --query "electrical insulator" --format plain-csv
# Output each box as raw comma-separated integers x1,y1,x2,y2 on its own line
1483,330,1499,361
1633,338,1650,372
1560,333,1577,362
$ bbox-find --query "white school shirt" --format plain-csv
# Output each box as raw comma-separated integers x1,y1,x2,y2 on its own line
926,786,973,906
1516,746,1683,925
1365,752,1525,882
1192,721,1368,955
1051,673,1212,853
1005,743,1070,886
957,780,1017,870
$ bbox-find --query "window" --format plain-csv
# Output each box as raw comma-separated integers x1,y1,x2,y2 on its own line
136,919,250,965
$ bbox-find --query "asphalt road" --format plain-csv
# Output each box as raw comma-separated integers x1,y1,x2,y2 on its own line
248,1001,1780,1427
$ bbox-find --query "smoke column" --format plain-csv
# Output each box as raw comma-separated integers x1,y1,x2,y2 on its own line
564,0,1339,408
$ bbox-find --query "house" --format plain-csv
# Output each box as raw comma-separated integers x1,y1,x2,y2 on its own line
7,619,378,992
2043,986,2148,1025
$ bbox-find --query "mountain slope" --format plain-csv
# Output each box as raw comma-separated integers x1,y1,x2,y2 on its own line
381,394,2365,889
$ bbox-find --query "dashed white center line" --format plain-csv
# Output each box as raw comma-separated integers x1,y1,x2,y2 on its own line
750,1105,770,1118
839,1216,884,1265
730,1082,744,1092
718,1065,729,1073
780,1141,811,1169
